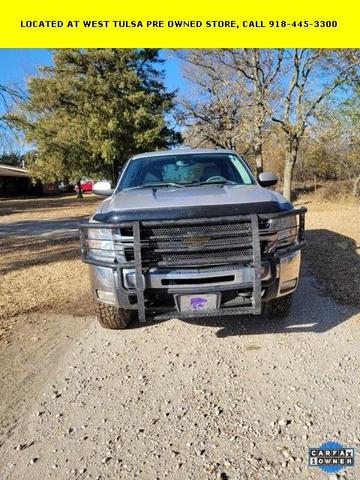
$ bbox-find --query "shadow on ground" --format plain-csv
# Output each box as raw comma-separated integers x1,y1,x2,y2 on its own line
129,269,358,337
127,227,359,338
0,237,80,273
129,282,357,338
0,216,88,238
304,229,359,306
291,184,317,201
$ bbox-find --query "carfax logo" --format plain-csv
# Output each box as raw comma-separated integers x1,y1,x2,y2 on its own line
309,441,355,473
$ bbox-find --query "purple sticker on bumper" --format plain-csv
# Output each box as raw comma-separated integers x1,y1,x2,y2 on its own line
190,297,208,309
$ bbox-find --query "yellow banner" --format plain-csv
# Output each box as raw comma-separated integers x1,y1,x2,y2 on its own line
0,0,359,48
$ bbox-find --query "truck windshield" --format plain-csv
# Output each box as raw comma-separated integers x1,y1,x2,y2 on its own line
117,153,255,191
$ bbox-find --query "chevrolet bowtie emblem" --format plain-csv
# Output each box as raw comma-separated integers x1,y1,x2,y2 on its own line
186,236,209,245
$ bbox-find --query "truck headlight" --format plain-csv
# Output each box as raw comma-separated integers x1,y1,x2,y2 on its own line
85,226,133,264
87,228,115,262
270,216,297,246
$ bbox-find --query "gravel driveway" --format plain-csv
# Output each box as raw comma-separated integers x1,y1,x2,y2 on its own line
0,265,359,480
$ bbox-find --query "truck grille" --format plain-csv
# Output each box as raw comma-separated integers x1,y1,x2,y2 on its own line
80,208,306,322
137,220,254,267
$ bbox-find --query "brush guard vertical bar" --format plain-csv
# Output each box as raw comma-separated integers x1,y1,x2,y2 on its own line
133,221,146,323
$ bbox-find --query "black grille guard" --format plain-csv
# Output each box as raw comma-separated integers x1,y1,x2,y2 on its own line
79,207,306,322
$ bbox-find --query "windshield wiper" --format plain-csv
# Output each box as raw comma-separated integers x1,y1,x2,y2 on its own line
123,182,186,191
190,180,239,186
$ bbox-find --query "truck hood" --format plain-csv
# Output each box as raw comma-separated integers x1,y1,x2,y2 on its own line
93,184,293,222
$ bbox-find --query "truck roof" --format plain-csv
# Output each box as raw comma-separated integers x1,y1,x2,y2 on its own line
131,148,237,160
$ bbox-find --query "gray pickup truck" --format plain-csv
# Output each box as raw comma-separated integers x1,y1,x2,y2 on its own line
80,149,306,329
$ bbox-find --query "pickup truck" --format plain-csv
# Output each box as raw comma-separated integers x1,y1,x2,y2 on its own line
79,149,306,329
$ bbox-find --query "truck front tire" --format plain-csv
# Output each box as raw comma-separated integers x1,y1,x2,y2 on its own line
264,293,293,319
95,303,135,329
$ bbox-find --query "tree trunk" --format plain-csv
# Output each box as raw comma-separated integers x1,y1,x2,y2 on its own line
112,158,117,186
254,112,264,176
76,179,83,199
254,143,263,177
283,141,298,201
352,174,360,197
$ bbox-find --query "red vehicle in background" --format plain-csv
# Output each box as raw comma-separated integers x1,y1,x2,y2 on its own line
80,178,94,192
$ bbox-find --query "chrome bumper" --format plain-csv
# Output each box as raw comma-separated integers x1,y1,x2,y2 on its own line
122,263,272,291
277,250,301,296
89,249,301,307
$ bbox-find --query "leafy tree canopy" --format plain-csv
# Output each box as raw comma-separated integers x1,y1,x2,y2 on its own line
10,49,181,182
0,152,24,166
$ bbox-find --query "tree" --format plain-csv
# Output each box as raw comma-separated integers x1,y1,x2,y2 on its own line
311,87,360,196
179,49,359,198
177,49,283,174
271,49,359,200
9,49,181,187
220,49,283,174
177,49,253,153
0,152,24,166
339,85,360,196
0,84,23,153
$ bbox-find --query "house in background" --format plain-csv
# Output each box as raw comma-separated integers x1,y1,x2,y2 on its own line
0,164,58,197
0,164,32,196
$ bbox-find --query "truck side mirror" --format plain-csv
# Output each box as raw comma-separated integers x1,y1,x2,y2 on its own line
258,171,278,187
93,180,114,196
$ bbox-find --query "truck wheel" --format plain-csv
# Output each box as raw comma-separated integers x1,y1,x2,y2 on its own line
95,303,134,329
264,294,293,319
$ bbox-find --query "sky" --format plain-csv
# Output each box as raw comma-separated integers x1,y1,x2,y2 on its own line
0,48,185,94
1,49,353,154
0,48,185,153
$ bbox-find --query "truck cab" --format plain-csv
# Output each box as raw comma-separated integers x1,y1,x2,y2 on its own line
80,149,306,329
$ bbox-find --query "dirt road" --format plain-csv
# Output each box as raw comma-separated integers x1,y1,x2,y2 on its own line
0,264,359,480
0,217,87,239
